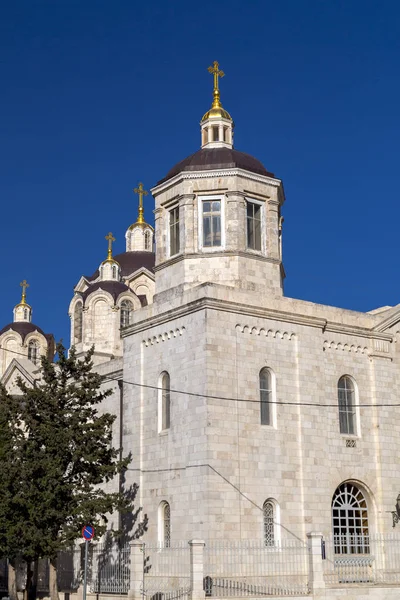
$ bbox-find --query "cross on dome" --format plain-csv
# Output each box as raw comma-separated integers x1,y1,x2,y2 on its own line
105,232,115,261
208,61,225,108
133,182,149,226
201,61,233,149
20,279,29,305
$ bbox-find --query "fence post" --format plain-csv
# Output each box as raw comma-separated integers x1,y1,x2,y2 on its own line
307,532,325,593
128,541,144,600
189,540,205,600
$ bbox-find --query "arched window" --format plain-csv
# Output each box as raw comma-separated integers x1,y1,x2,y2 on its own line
74,302,83,343
159,501,171,547
120,300,133,328
263,500,275,547
260,368,272,425
159,372,171,431
28,340,39,365
332,482,369,554
112,265,117,279
24,308,28,320
338,376,356,435
144,230,151,251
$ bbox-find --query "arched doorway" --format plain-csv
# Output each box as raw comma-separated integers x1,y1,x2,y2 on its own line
332,482,370,554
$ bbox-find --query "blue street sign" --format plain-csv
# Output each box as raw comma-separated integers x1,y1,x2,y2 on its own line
82,525,95,541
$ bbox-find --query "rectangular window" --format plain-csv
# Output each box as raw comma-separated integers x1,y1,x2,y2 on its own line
202,200,221,247
338,390,355,435
169,206,180,256
247,201,262,251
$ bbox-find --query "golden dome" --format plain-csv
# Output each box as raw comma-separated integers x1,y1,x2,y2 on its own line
201,104,232,123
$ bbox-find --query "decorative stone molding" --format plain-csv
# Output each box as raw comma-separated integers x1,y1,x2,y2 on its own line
236,324,296,340
143,326,186,347
323,340,369,355
152,168,282,196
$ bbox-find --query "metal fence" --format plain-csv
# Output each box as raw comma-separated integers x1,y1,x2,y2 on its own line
89,540,131,594
143,542,191,600
323,533,400,586
203,540,309,597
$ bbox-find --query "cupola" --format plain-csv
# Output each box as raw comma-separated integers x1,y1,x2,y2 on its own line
200,61,234,149
99,232,121,281
125,183,154,252
13,279,32,323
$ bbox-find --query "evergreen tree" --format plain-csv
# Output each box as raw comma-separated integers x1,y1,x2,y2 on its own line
0,344,147,600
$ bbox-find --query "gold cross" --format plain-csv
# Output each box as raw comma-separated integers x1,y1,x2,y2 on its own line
133,182,148,224
105,232,115,260
208,61,224,92
20,279,29,304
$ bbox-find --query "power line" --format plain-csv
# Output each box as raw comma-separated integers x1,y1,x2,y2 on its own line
2,346,398,410
103,376,400,409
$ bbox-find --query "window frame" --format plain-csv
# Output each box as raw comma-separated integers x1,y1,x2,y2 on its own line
158,501,171,547
262,498,281,548
74,301,83,343
259,367,277,428
120,299,134,328
168,205,180,257
198,195,225,251
338,375,360,437
246,198,265,254
158,371,171,433
332,482,370,555
28,339,39,365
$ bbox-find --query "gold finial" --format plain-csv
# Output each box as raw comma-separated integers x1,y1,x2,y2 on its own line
208,61,225,109
133,182,148,225
20,279,29,305
105,232,115,260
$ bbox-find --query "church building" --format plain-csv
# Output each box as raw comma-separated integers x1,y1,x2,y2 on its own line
2,62,400,567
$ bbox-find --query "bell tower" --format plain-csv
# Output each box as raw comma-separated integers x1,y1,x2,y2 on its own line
151,62,285,300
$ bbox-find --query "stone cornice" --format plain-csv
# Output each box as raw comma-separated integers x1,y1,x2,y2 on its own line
122,293,395,343
151,168,282,196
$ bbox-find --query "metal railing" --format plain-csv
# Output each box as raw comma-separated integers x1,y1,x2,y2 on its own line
204,540,309,597
90,540,131,594
323,533,400,586
143,542,191,600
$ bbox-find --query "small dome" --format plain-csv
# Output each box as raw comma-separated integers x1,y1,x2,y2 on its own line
87,251,155,282
201,106,232,123
158,147,275,185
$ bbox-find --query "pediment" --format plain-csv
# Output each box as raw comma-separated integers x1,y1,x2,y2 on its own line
74,276,93,293
1,359,37,395
123,267,155,285
374,303,400,333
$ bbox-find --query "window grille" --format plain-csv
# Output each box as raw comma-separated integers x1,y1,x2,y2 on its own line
162,502,171,547
247,201,262,251
263,500,275,546
259,368,272,425
202,200,221,247
346,439,357,448
332,482,369,555
169,207,180,256
28,340,39,365
74,302,83,343
162,372,171,430
120,300,133,328
338,376,356,435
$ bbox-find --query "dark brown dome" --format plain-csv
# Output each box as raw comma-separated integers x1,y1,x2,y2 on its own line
86,251,155,282
158,148,275,185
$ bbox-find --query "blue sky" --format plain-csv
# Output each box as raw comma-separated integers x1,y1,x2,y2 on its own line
1,0,400,344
